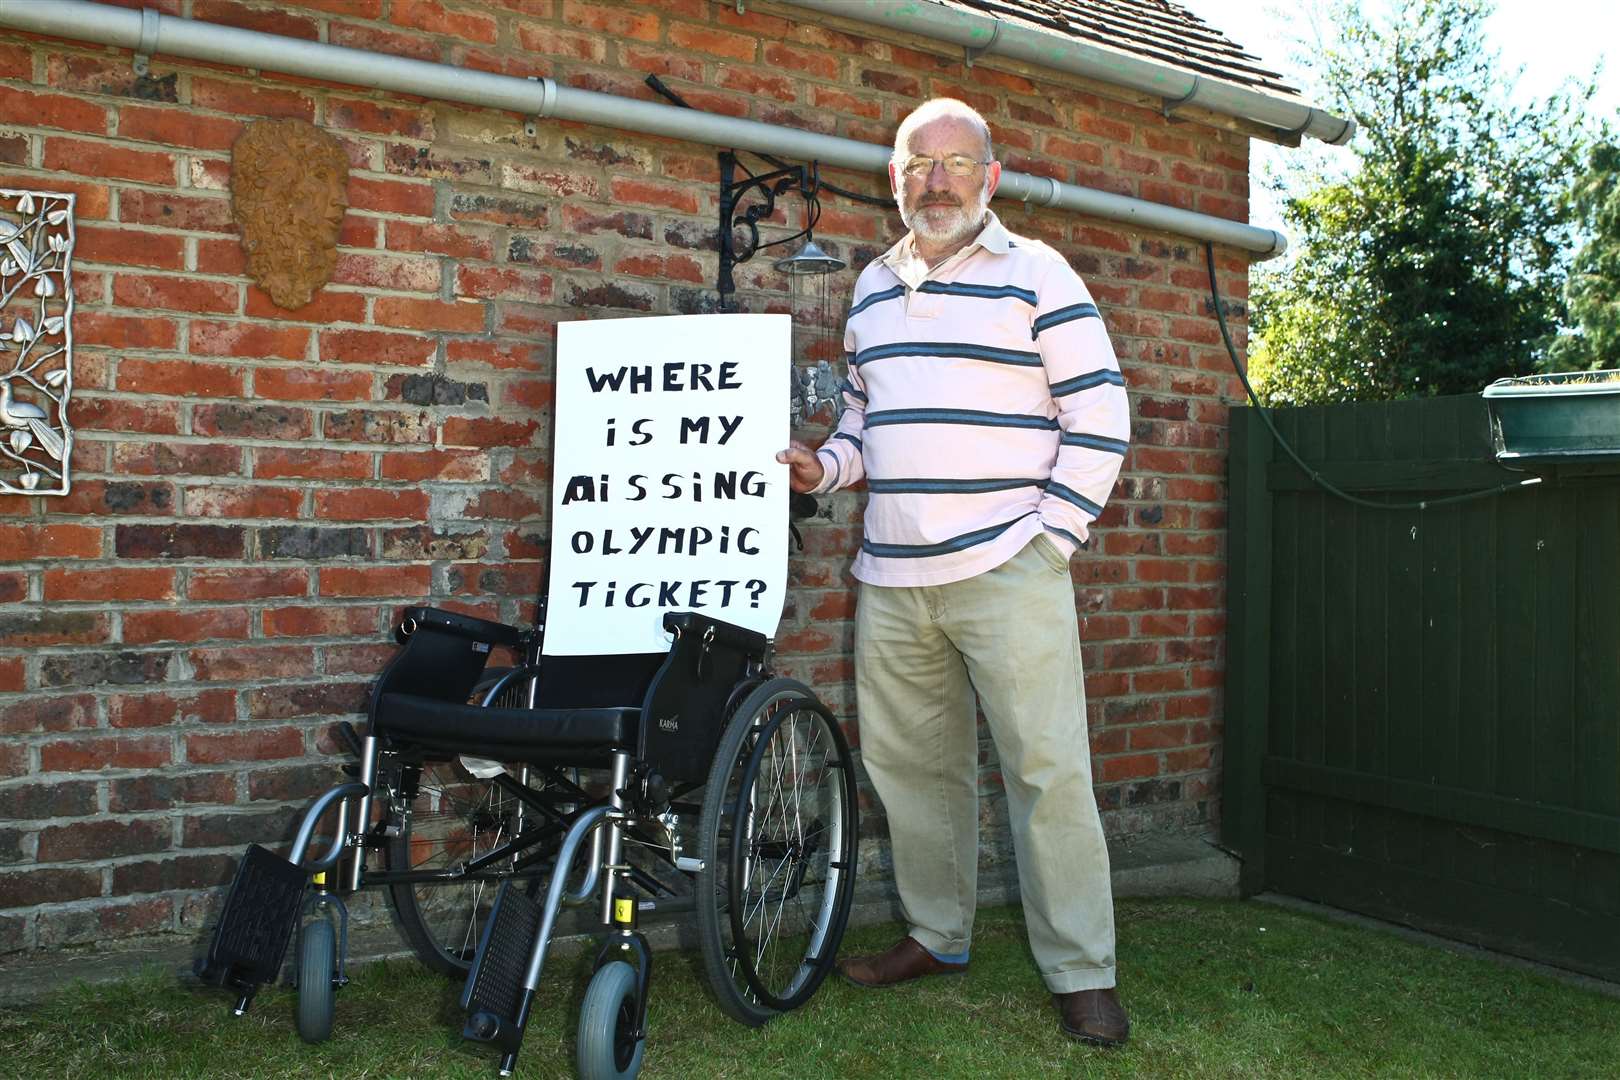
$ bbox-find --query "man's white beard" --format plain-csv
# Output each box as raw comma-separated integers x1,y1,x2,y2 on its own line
899,176,992,249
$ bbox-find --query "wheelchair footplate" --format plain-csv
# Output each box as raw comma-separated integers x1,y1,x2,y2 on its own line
463,879,656,1079
461,880,544,1058
195,844,308,1012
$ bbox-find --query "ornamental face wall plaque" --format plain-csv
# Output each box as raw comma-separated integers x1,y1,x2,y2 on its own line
0,189,75,497
230,119,349,310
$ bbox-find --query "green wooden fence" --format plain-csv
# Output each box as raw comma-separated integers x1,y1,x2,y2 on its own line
1224,393,1620,980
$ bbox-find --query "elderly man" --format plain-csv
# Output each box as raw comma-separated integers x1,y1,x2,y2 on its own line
777,97,1132,1045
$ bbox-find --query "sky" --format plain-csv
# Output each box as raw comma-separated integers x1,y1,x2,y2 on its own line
1175,0,1619,233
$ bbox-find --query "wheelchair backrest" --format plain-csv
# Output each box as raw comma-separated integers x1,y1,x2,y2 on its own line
529,652,666,710
369,606,767,784
374,606,667,713
638,612,768,785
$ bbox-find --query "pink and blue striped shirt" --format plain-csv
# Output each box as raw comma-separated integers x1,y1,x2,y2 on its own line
811,213,1130,587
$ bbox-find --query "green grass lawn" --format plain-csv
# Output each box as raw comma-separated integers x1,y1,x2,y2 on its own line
1,898,1615,1078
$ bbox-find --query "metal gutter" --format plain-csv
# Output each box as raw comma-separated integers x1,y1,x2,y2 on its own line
781,0,1355,147
0,0,1286,257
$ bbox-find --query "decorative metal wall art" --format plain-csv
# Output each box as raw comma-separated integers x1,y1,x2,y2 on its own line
230,119,349,310
0,189,74,496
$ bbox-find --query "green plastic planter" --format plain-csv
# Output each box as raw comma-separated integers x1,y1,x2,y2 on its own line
1482,370,1620,463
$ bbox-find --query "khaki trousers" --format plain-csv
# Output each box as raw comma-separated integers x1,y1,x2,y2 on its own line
855,538,1116,993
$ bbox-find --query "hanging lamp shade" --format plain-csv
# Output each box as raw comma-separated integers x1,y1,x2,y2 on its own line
773,237,846,276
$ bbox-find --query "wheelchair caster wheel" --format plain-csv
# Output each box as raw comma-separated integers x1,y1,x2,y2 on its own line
577,961,644,1080
296,920,337,1043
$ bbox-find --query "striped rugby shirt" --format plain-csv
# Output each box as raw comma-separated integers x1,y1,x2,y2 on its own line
810,212,1130,587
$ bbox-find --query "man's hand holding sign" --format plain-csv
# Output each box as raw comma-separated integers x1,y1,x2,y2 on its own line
546,314,791,656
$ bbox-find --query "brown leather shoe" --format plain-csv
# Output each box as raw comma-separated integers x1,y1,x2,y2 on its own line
1055,987,1130,1046
836,937,968,988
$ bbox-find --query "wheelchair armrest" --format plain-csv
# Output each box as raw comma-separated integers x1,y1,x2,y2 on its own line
397,606,524,649
662,611,768,660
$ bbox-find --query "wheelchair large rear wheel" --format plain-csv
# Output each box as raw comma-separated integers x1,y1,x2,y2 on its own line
696,677,858,1026
385,759,518,978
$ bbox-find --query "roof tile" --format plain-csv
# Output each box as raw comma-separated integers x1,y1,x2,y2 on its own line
944,0,1302,99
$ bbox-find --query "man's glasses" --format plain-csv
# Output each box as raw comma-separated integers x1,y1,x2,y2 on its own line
900,153,990,178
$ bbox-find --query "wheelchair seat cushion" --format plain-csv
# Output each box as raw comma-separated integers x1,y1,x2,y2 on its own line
376,692,637,759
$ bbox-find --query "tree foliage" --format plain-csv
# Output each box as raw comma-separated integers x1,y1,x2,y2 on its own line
1546,141,1620,371
1251,0,1595,404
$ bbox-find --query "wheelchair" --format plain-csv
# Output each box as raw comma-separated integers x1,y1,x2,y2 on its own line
195,599,859,1078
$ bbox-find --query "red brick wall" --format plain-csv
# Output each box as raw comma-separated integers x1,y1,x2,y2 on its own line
0,0,1249,954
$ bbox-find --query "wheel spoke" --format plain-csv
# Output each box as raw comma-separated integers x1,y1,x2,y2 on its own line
742,849,793,928
387,759,517,977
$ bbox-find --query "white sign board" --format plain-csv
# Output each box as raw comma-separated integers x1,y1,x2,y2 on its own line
545,313,791,656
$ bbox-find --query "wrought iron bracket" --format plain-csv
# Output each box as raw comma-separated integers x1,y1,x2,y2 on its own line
716,150,813,298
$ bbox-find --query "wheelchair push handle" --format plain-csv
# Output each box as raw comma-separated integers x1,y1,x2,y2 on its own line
661,611,768,659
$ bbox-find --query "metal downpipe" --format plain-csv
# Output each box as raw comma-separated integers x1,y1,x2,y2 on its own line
0,0,1287,257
